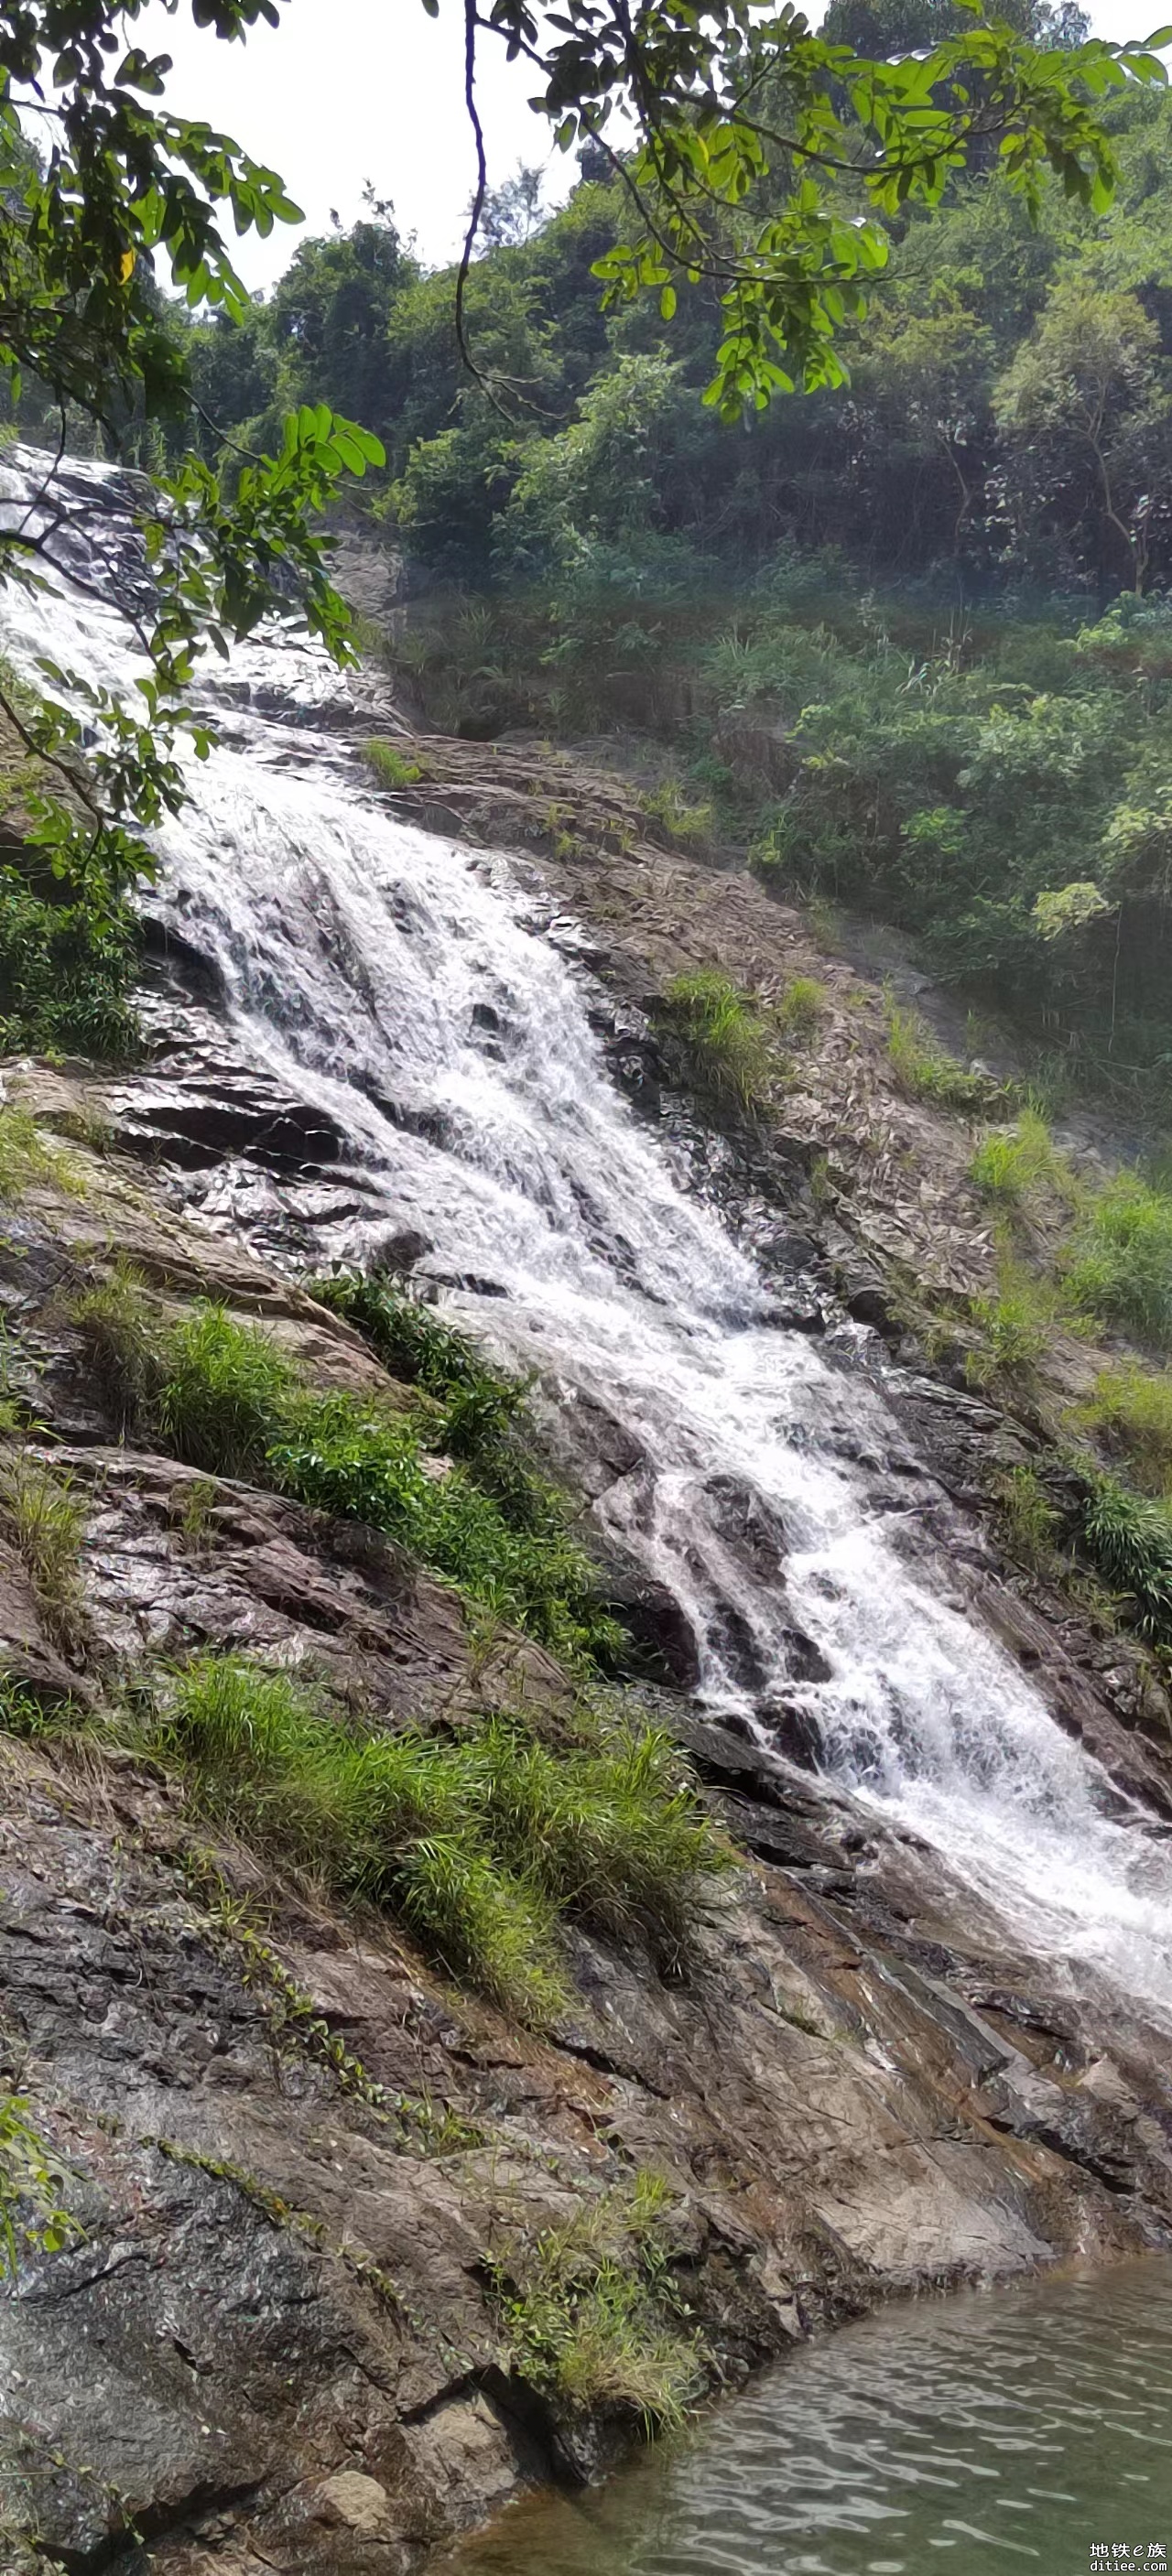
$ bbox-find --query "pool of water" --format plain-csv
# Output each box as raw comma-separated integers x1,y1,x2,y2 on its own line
447,2258,1172,2576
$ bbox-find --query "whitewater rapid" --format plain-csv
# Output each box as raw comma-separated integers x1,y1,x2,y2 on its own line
4,448,1170,2021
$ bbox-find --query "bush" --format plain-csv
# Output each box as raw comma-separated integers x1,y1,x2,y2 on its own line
0,873,141,1061
1079,1474,1172,1640
658,971,774,1112
1076,1363,1172,1496
1065,1174,1172,1348
143,1656,723,2022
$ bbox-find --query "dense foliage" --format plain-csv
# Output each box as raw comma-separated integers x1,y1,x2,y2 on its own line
168,70,1172,1099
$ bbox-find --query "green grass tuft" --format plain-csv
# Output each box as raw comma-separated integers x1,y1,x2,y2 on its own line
775,975,827,1040
362,738,430,790
995,1464,1061,1568
967,1260,1052,1385
658,970,774,1113
1079,1473,1172,1641
1075,1361,1172,1498
0,1455,85,1650
886,1004,996,1111
1065,1173,1172,1350
970,1109,1064,1203
158,1304,297,1479
0,1103,83,1203
136,1655,723,2024
489,2175,700,2430
75,1278,620,1664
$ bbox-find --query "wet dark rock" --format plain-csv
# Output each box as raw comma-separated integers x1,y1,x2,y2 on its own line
757,1697,825,1770
835,1258,900,1334
370,1225,433,1274
602,1557,701,1687
782,1628,834,1685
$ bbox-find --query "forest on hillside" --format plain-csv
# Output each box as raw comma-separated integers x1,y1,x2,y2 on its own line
13,3,1172,1107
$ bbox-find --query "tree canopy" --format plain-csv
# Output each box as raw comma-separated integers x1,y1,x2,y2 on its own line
0,0,1166,912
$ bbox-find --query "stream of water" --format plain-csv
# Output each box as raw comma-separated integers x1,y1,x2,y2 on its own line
3,449,1172,2022
443,2258,1172,2576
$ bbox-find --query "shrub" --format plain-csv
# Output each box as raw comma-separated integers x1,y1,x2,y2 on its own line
0,873,141,1061
1065,1174,1172,1348
886,1004,995,1111
1076,1363,1172,1496
970,1109,1063,1203
775,975,826,1040
1079,1475,1172,1640
658,970,774,1112
0,1456,84,1650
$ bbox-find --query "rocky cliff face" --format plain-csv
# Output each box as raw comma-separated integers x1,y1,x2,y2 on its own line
0,1019,1171,2576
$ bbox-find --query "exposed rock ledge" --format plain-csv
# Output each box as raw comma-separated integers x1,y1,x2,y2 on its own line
0,1070,1169,2576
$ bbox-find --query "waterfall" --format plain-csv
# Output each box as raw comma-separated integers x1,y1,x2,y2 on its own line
4,447,1170,2023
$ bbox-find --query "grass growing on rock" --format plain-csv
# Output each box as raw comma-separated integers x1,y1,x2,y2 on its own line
657,970,774,1113
362,738,430,790
71,1279,621,1663
1064,1174,1172,1349
970,1109,1068,1206
136,1657,725,2023
885,1004,995,1111
0,1104,84,1204
775,975,826,1040
1078,1475,1172,1642
0,1456,85,1650
1075,1363,1172,1498
488,2171,700,2430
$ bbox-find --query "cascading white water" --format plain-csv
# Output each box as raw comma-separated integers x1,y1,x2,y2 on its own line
4,449,1170,2021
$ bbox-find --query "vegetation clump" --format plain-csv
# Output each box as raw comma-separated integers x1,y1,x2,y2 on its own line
138,1657,725,2024
1079,1475,1172,1641
970,1110,1066,1206
1064,1174,1172,1350
885,1005,995,1112
775,975,827,1040
0,1456,85,1651
488,2170,700,2429
1076,1363,1172,1498
362,739,430,790
71,1281,620,1663
657,971,774,1113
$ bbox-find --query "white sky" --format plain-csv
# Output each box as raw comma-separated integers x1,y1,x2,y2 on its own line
146,0,1157,297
